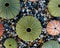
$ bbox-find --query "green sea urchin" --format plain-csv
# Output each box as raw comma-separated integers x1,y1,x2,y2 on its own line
42,40,60,48
16,16,42,41
4,38,17,48
0,0,20,19
48,0,60,17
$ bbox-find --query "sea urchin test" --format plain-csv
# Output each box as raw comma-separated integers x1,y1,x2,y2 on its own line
16,16,42,41
0,23,4,37
46,20,60,36
48,0,60,17
0,0,20,19
4,38,17,48
42,40,60,48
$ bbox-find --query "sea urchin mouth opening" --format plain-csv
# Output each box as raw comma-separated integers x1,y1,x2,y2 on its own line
5,3,9,7
54,27,56,29
26,28,31,32
9,44,12,46
58,4,60,7
54,28,56,29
